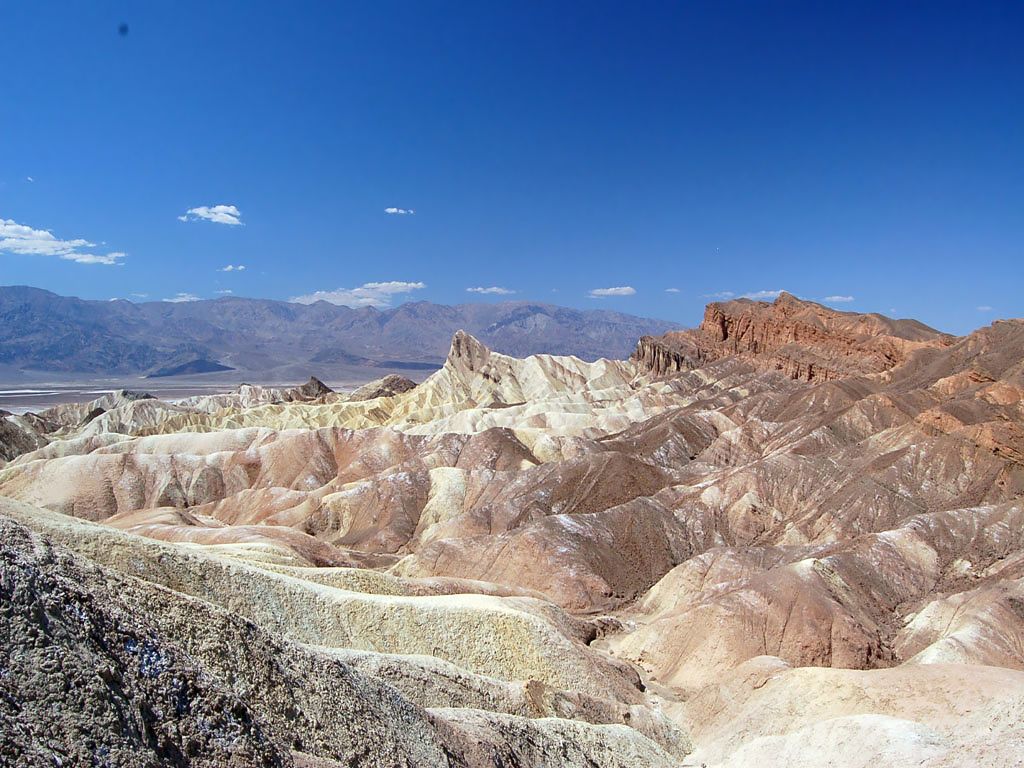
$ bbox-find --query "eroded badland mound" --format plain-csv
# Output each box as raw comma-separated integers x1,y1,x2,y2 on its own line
2,292,1023,766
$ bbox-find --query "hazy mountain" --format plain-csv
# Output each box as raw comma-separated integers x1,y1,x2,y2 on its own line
0,285,681,379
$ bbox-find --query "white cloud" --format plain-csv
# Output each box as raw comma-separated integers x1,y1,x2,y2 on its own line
977,305,994,312
66,251,126,265
588,286,636,298
823,295,855,303
163,293,200,303
130,293,149,298
739,289,785,300
385,207,415,215
218,264,246,272
216,289,233,295
26,176,33,183
467,286,516,295
702,291,735,299
0,218,125,265
290,280,426,308
665,287,681,293
178,204,243,225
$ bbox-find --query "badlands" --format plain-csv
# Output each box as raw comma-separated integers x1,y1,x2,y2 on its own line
2,292,1023,766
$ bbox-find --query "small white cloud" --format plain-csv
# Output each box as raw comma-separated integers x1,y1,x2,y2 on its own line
385,207,415,215
977,305,994,312
467,286,516,295
665,287,681,293
588,286,636,298
179,204,243,225
216,289,233,295
26,176,33,183
290,280,426,308
702,291,735,299
739,289,785,300
0,218,125,265
218,264,246,272
64,251,126,265
163,292,200,303
130,293,149,299
823,295,855,303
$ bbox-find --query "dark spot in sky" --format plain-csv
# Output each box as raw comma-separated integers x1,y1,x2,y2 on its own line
118,23,129,37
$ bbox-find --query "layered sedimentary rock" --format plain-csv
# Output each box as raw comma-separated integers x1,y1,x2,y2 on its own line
2,293,1023,765
634,291,954,381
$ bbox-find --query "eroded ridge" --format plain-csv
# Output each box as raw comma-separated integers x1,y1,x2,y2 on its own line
2,294,1023,766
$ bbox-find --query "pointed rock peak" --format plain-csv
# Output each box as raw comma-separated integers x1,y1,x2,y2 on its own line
285,376,334,401
299,376,334,397
448,330,492,371
773,290,800,305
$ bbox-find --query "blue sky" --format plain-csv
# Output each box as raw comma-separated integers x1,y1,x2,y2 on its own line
1,1,1020,333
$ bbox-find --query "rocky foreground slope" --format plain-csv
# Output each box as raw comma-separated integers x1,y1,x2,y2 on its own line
2,293,1023,766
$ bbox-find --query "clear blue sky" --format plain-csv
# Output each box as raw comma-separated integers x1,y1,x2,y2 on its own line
1,1,1020,333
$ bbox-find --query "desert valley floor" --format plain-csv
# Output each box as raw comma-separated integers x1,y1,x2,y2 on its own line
2,293,1023,767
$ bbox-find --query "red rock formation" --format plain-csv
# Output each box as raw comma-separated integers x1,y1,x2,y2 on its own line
634,292,954,381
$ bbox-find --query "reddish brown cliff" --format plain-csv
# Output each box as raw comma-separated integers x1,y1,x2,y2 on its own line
634,292,954,382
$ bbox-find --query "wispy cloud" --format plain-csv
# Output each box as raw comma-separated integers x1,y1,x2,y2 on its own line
739,289,785,300
178,204,243,226
588,286,636,298
25,176,33,183
823,295,855,303
216,289,233,295
467,286,516,295
385,207,415,215
163,293,200,303
665,287,681,293
0,217,126,265
702,291,735,300
290,280,426,308
218,264,246,272
130,292,149,299
977,305,994,312
65,252,126,265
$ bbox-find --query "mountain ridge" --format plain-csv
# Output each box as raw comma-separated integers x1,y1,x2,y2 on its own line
0,285,682,378
633,291,956,381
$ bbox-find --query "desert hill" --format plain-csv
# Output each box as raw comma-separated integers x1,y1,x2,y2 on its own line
1,293,1023,766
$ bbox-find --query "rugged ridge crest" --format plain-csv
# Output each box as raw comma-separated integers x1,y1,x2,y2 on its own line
634,292,954,381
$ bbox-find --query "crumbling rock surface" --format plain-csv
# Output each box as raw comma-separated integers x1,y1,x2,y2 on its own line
634,292,954,381
0,512,683,766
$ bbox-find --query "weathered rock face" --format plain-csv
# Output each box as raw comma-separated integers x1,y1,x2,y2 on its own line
0,517,290,767
0,413,48,463
634,292,954,381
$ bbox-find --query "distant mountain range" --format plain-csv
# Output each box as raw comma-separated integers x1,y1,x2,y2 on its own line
0,286,681,380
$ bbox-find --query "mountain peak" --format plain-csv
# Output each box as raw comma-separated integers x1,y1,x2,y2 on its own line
448,330,492,371
772,290,803,307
